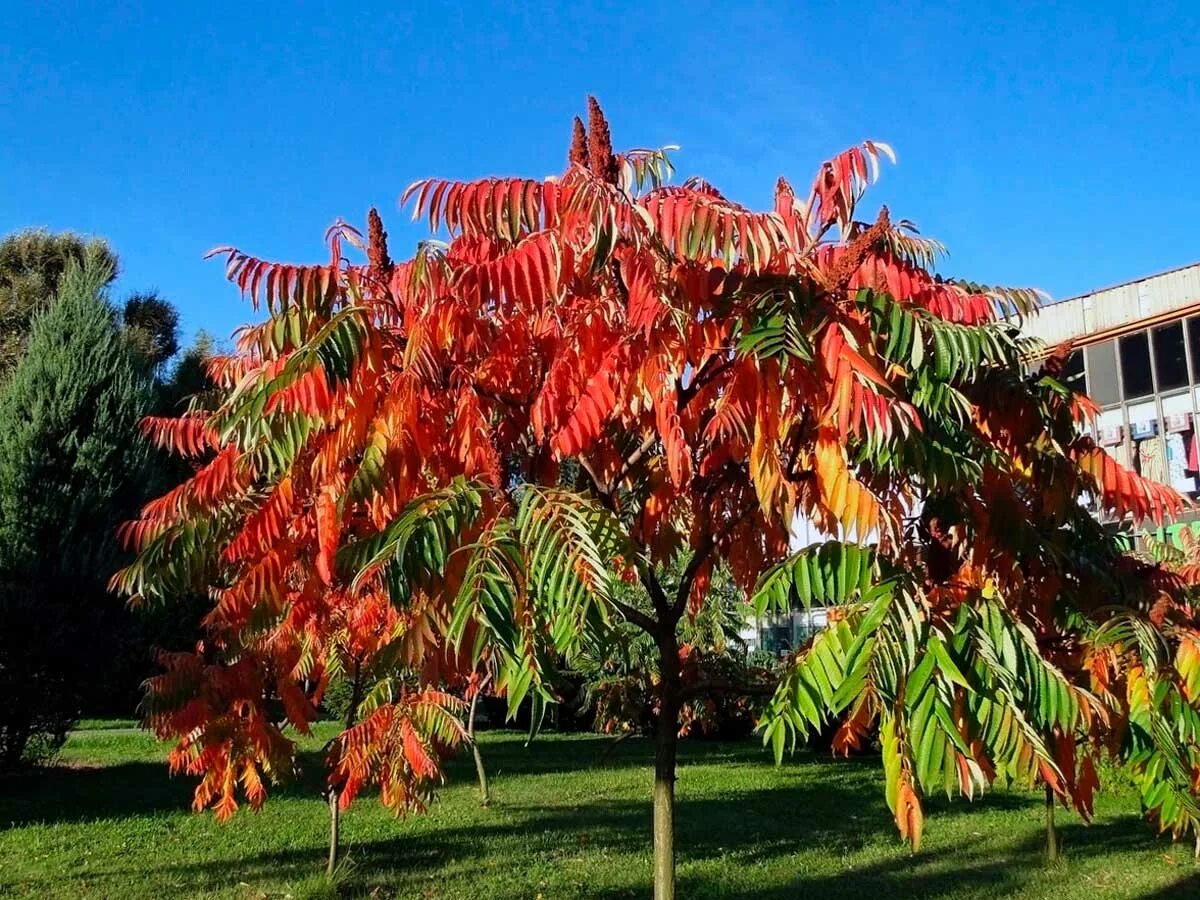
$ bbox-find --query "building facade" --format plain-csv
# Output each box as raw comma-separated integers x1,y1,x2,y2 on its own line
746,262,1200,656
1024,262,1200,507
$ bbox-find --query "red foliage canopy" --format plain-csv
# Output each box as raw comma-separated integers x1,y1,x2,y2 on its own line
115,99,1186,841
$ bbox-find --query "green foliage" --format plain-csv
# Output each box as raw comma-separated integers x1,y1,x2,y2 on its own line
1089,613,1200,836
0,254,154,765
163,331,218,409
751,540,877,616
0,255,153,574
343,478,486,606
447,486,629,716
759,576,1097,818
320,676,358,724
0,228,119,382
0,230,195,721
122,291,180,369
575,561,769,739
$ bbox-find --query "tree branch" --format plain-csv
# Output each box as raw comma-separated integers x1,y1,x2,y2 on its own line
672,502,755,617
641,566,673,623
678,354,734,410
611,352,733,491
611,594,658,633
575,454,617,511
612,434,658,488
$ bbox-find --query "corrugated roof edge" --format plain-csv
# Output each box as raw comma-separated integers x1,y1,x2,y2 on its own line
1047,260,1200,306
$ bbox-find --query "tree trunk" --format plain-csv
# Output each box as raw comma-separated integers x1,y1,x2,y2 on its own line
1044,784,1059,863
468,684,490,806
653,626,681,900
326,664,364,879
326,786,340,878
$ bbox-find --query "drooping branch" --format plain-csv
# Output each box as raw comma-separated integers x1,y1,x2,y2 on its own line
611,594,659,633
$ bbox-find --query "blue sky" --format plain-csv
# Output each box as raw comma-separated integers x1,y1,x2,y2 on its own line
2,1,1197,349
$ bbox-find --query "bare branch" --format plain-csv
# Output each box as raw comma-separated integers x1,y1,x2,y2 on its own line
610,594,658,633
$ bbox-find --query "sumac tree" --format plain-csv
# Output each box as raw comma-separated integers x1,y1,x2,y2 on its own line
117,99,1195,896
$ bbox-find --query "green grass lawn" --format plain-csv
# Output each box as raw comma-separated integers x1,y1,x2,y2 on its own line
2,726,1199,899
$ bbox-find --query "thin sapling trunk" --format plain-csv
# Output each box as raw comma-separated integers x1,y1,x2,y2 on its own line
652,614,682,900
1044,784,1059,864
327,664,364,879
468,672,492,806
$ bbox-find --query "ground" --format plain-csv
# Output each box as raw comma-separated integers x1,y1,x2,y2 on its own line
2,723,1198,899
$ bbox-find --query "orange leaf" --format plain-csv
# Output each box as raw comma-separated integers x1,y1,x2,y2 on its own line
315,488,339,586
895,777,924,851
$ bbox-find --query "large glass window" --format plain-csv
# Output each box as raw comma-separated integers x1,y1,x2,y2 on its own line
1153,322,1189,390
1188,317,1200,383
1086,340,1120,405
1119,332,1153,398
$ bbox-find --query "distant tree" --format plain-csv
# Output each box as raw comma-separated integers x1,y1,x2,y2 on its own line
91,331,220,715
122,291,180,370
0,254,153,766
0,228,119,380
0,228,196,718
579,563,771,742
159,330,218,413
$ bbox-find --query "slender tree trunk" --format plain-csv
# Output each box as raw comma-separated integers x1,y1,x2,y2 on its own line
1044,784,1059,863
653,624,682,900
325,786,340,878
468,676,491,806
326,664,364,879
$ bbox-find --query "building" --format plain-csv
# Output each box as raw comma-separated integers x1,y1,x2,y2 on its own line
742,517,842,655
1023,262,1200,513
746,261,1200,656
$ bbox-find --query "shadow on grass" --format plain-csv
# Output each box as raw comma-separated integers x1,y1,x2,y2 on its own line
0,731,654,830
4,733,1195,899
1,762,191,827
8,784,899,893
12,791,1191,900
664,818,1194,900
1138,875,1200,898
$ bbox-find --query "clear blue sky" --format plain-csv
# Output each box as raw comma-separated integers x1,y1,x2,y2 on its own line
2,1,1197,349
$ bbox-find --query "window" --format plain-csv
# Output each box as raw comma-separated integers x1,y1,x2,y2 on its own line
1153,322,1189,391
1086,340,1120,405
1062,349,1085,391
1119,331,1153,398
1189,317,1200,383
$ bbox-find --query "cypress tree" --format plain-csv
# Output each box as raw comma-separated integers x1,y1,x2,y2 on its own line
0,252,153,766
0,228,119,382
